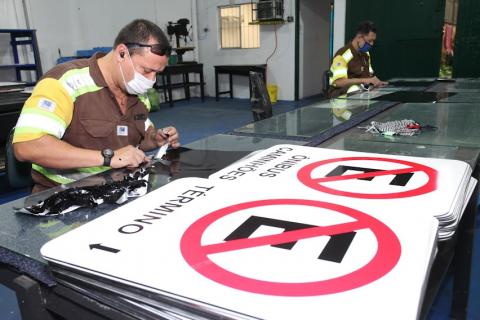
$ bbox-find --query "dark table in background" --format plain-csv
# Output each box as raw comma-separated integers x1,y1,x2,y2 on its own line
156,63,205,107
214,64,267,100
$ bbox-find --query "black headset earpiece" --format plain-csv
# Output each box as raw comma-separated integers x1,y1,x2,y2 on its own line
120,52,125,58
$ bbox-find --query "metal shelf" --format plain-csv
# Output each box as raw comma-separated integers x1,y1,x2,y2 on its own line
0,29,43,85
0,64,38,70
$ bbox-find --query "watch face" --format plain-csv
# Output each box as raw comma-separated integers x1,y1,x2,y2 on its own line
102,148,114,158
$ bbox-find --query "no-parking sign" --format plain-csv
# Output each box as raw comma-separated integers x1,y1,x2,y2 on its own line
41,177,439,319
209,145,470,215
297,156,438,199
181,198,401,296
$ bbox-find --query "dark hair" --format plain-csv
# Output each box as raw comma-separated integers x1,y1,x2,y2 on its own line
114,19,169,54
356,21,377,35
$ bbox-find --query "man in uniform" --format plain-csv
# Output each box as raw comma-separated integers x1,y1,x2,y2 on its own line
13,19,180,192
328,21,388,98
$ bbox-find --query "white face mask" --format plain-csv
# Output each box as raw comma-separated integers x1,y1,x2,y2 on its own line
119,52,156,95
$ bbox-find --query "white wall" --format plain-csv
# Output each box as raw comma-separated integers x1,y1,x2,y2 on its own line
0,0,195,97
196,0,296,100
333,0,346,53
0,0,195,75
22,0,195,72
299,0,331,98
1,0,339,101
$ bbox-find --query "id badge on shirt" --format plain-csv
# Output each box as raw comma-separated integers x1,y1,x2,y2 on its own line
117,125,128,136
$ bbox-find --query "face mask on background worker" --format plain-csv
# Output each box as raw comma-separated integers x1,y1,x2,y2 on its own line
358,36,372,53
119,51,156,95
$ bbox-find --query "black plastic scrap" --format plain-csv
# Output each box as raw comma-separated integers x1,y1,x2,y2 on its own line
16,169,150,216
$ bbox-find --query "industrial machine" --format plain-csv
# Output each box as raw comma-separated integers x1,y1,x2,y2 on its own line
166,18,195,63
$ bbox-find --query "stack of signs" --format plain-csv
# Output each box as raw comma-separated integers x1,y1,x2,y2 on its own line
210,145,475,241
40,145,476,319
42,178,438,319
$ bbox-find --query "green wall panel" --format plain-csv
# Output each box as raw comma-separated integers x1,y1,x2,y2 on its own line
453,0,480,77
345,0,445,80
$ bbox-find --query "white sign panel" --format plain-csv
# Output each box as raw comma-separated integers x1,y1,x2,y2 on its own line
42,177,438,320
210,145,472,239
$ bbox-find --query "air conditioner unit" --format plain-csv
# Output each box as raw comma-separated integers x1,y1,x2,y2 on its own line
257,0,284,21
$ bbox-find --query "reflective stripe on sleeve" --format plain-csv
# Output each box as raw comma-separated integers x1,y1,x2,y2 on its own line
341,49,354,63
15,111,66,139
329,55,349,85
59,67,102,102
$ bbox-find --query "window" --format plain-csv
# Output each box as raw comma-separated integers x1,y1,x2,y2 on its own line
219,3,260,49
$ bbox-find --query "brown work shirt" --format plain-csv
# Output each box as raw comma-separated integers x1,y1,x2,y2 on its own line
14,52,153,192
327,42,374,98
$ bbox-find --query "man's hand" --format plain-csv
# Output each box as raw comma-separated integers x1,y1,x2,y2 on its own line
154,126,180,148
363,76,381,87
378,80,389,87
110,145,149,169
364,76,388,88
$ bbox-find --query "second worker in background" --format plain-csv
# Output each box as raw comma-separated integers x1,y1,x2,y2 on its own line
328,21,388,98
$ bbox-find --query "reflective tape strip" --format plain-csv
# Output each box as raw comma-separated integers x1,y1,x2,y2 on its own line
21,107,67,128
15,112,66,139
367,53,374,74
347,84,361,93
330,67,348,85
332,68,348,78
32,164,75,184
329,54,349,85
138,94,151,111
32,164,109,185
145,118,153,131
59,67,102,102
331,68,348,82
341,49,354,63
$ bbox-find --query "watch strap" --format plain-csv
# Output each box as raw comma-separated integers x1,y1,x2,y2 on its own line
103,156,112,167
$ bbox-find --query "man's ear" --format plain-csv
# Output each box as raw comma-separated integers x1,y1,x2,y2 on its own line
115,44,128,62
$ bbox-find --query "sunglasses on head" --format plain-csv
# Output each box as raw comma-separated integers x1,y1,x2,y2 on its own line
125,43,172,57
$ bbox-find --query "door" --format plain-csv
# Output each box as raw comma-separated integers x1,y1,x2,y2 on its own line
299,0,331,99
453,0,480,77
345,0,445,80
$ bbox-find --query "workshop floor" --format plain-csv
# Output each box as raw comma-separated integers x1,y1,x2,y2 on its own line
0,96,479,319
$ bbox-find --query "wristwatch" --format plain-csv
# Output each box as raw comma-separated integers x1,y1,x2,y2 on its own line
101,148,114,166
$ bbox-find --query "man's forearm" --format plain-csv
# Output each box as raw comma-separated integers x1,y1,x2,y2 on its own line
333,77,367,88
14,135,104,169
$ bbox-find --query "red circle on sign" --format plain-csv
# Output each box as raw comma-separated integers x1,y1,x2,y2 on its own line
297,157,438,199
180,199,401,296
